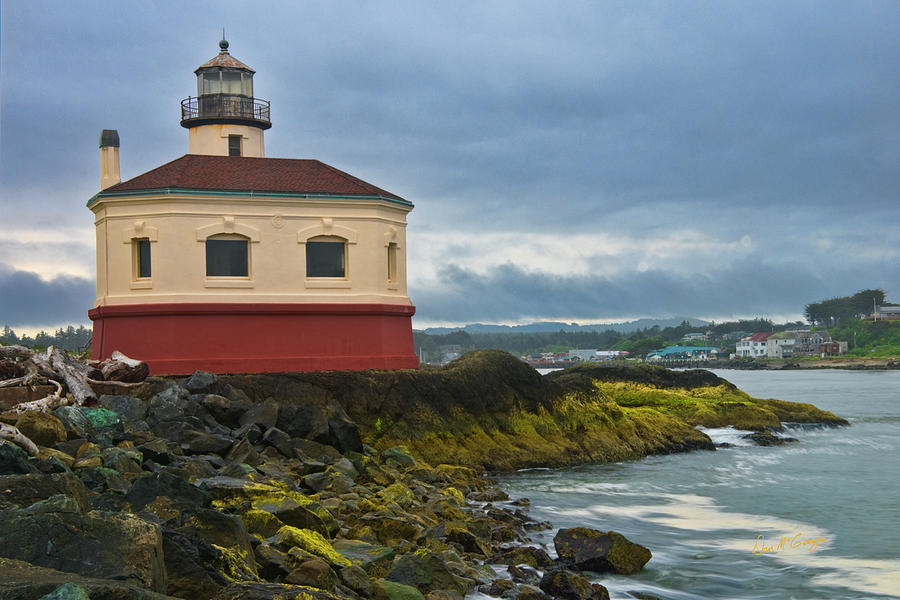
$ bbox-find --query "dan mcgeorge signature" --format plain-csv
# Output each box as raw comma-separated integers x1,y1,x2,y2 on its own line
753,533,832,555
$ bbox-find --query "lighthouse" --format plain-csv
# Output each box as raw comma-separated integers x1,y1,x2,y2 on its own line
87,40,418,375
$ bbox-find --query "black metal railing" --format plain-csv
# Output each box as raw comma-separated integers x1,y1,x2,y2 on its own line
181,95,270,124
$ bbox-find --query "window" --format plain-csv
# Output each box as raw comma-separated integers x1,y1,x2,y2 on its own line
206,235,249,277
228,135,242,157
133,238,151,279
306,237,346,278
387,242,398,283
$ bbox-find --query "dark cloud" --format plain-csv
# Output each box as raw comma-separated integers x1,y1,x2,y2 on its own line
0,263,94,328
411,256,900,323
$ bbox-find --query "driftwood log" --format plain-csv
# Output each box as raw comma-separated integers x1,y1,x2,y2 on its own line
0,422,39,456
0,346,148,454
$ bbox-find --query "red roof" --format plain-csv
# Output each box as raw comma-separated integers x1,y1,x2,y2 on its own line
747,332,773,342
104,155,406,202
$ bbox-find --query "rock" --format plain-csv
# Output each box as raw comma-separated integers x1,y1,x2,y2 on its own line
284,557,338,590
0,557,178,600
127,470,210,513
267,526,351,568
539,569,609,600
0,498,166,593
184,370,218,394
508,564,541,586
240,398,280,430
0,472,91,513
303,469,355,495
262,427,295,457
98,394,148,423
183,430,234,456
15,412,67,447
277,397,363,455
161,529,234,599
338,563,374,597
101,447,144,475
480,579,517,598
553,527,651,575
743,431,798,446
52,407,98,441
382,446,417,468
385,549,469,596
211,582,350,600
0,440,40,474
331,539,395,577
490,546,554,568
516,584,551,600
373,579,427,600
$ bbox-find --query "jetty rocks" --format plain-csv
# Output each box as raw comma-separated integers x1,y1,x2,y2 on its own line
0,350,848,599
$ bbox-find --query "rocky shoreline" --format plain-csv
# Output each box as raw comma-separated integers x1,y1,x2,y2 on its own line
0,351,847,599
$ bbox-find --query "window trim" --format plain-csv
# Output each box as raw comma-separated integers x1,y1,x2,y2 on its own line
122,221,158,289
297,219,357,289
196,217,259,288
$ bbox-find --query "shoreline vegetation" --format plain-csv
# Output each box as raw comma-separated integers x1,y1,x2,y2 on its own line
0,350,847,599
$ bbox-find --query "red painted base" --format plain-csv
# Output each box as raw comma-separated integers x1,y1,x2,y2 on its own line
88,302,418,375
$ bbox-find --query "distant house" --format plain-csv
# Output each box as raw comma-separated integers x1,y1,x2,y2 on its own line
736,332,773,358
874,306,900,321
766,329,845,358
569,349,599,362
646,345,719,361
682,333,708,342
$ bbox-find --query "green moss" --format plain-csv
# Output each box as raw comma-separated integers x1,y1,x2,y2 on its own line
270,526,352,567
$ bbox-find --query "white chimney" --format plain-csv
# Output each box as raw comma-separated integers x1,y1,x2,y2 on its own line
99,129,120,190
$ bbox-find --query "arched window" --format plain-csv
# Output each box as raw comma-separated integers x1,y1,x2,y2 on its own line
206,233,250,277
306,236,346,278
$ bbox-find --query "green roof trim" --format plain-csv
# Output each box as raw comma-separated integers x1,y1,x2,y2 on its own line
87,187,414,208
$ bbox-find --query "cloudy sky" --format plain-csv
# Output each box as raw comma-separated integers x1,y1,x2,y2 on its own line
2,1,898,332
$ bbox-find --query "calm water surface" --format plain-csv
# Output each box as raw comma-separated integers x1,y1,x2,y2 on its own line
498,369,900,599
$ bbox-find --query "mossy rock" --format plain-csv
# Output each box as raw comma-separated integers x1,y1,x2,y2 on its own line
385,549,469,596
554,527,651,575
331,539,395,577
374,579,427,600
268,526,352,568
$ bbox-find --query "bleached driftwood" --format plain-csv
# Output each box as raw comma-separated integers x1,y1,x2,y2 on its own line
99,350,149,383
7,380,67,414
48,347,96,405
0,422,39,457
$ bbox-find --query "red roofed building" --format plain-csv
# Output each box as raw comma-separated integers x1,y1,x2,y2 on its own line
735,332,773,358
88,40,417,374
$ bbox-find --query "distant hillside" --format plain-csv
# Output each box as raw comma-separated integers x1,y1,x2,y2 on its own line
422,317,709,336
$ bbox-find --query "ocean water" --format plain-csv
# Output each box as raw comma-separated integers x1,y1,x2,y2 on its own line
498,369,900,599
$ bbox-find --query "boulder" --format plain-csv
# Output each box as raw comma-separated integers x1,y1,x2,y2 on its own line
331,539,395,577
98,395,148,424
240,398,280,430
553,527,651,575
284,557,338,590
0,557,178,600
267,526,351,568
210,582,351,600
0,472,91,513
385,549,469,596
373,579,427,600
0,496,166,593
184,371,219,394
539,569,609,600
15,412,67,447
0,440,39,474
489,546,554,568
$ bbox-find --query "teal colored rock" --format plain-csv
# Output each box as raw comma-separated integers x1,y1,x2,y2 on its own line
81,407,120,429
38,582,91,600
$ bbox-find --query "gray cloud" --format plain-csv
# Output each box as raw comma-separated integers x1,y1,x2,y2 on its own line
0,263,94,328
411,256,900,324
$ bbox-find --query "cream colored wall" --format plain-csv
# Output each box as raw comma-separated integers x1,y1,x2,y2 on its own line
188,124,265,157
100,146,121,190
90,193,412,308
